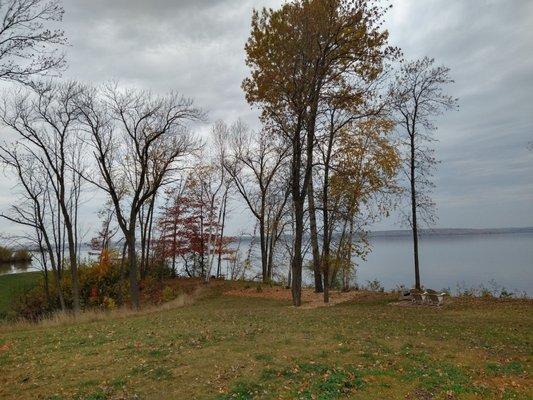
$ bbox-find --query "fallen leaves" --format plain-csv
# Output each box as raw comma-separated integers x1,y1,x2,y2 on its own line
0,341,12,351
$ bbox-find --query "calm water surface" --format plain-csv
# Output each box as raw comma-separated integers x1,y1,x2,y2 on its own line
358,233,533,295
2,232,532,295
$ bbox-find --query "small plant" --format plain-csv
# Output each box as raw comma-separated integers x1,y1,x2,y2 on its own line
479,284,493,299
365,279,384,292
102,296,117,310
0,245,13,262
161,286,178,302
455,282,476,297
500,289,514,299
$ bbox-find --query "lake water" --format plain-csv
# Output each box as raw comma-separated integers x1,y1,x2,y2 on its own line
2,232,532,296
357,232,533,295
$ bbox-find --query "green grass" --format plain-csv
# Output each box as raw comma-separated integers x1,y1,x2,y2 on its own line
0,282,531,400
0,271,41,317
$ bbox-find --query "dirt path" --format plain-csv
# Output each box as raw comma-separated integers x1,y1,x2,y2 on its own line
224,286,388,309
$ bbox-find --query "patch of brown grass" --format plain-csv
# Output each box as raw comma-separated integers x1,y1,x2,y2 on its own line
224,286,393,308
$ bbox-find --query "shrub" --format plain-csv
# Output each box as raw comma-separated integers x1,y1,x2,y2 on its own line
0,245,13,262
365,279,384,292
162,286,177,302
479,284,494,299
500,289,514,299
10,285,53,321
12,249,32,262
75,251,128,308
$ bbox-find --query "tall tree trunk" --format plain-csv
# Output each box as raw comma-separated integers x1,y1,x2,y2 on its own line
171,223,177,277
217,194,227,278
410,134,421,290
343,218,355,292
307,178,323,292
259,219,268,283
42,263,51,307
127,230,140,309
266,232,275,282
64,220,80,312
54,268,66,311
120,241,128,277
286,262,291,289
40,223,66,311
139,212,147,279
322,124,334,303
291,197,304,306
145,200,155,276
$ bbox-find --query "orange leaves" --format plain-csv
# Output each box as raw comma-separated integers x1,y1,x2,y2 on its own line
0,341,12,352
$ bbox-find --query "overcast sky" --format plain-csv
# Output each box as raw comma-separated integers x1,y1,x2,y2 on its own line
1,0,532,236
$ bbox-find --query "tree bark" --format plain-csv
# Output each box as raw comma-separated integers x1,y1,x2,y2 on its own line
64,218,80,312
291,197,304,306
410,133,421,290
126,230,140,309
216,192,228,278
307,178,323,292
259,219,268,283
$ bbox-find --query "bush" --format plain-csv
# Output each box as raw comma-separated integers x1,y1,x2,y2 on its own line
76,250,128,308
162,286,183,302
12,249,32,262
6,249,196,320
0,245,13,262
8,250,130,319
365,279,384,292
10,285,53,321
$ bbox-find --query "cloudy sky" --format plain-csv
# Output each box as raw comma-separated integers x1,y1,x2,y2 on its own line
1,0,533,235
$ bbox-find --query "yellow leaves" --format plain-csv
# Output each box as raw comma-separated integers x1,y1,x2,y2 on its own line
243,0,393,114
330,117,399,218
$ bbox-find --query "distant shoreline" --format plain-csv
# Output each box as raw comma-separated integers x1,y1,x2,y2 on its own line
4,227,533,251
367,227,533,238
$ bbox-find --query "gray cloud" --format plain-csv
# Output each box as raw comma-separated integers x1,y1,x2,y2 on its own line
383,0,533,229
0,0,531,236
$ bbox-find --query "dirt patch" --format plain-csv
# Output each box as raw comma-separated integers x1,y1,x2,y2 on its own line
224,286,388,309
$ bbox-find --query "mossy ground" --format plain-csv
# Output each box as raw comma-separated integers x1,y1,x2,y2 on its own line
0,279,531,399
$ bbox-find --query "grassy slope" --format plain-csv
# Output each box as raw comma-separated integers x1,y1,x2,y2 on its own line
0,272,41,316
0,286,531,400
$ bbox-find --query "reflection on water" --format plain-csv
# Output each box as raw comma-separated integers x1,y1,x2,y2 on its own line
0,261,31,275
1,232,531,295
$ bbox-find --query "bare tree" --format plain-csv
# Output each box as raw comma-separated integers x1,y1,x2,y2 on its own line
78,85,202,309
223,121,290,283
0,81,86,312
0,147,66,310
138,192,156,279
210,121,234,279
0,0,66,85
390,57,458,290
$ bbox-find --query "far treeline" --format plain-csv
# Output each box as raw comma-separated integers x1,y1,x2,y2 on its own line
0,0,457,312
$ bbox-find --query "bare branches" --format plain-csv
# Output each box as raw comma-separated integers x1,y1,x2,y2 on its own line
0,0,66,84
390,57,458,289
78,84,203,308
221,120,290,282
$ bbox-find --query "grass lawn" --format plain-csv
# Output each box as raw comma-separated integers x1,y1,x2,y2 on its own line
0,272,41,317
0,281,531,400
